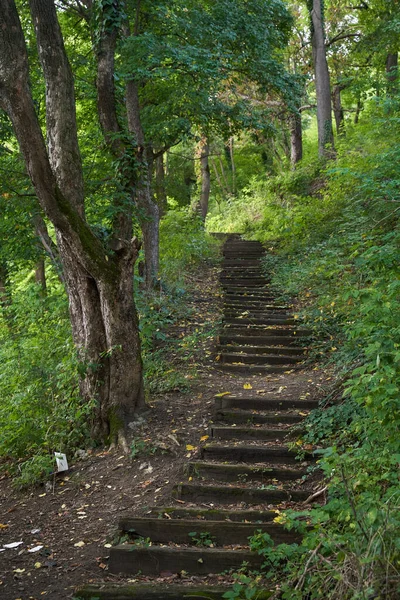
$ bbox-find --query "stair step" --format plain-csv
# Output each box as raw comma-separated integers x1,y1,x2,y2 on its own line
220,352,302,366
214,396,318,411
76,583,240,600
222,260,261,267
109,545,264,576
118,516,300,546
221,326,312,336
217,364,292,374
218,334,304,346
217,345,305,356
201,443,314,464
187,461,307,483
215,409,306,425
149,506,277,522
222,317,296,326
220,280,267,287
210,425,298,441
173,483,309,504
224,306,289,314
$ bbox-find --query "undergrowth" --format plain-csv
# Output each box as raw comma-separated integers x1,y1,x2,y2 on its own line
220,96,400,598
0,211,220,486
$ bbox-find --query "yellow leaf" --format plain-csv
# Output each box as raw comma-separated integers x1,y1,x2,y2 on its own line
188,476,193,481
200,435,209,442
243,383,252,390
34,562,42,569
186,444,196,451
215,392,231,398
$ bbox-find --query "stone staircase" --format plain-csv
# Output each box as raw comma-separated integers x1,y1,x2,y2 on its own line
76,236,318,600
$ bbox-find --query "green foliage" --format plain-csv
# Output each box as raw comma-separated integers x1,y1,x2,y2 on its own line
221,96,400,598
0,273,91,487
188,531,216,547
159,208,220,283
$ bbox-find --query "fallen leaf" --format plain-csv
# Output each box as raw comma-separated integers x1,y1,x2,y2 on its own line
4,541,23,549
243,383,252,390
74,541,85,548
13,568,25,574
214,392,231,398
186,444,196,451
0,524,8,529
200,435,209,442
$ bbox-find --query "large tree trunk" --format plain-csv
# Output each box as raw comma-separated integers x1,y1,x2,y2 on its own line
0,0,144,449
310,0,335,157
289,111,303,166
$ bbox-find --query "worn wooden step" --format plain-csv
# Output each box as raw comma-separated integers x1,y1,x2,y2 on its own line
173,483,309,504
218,334,303,346
220,352,302,365
220,279,267,287
201,443,314,464
210,425,299,442
217,344,305,356
214,396,318,411
221,325,312,337
223,311,291,320
149,506,277,522
217,364,291,375
224,301,289,309
109,545,264,576
215,409,306,425
222,260,261,267
118,516,300,546
222,317,296,326
223,306,289,314
186,461,307,483
76,583,245,600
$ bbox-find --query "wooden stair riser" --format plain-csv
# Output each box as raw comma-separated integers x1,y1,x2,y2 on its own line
220,353,302,366
217,364,293,374
210,425,300,442
222,317,296,326
217,344,305,356
214,396,318,411
201,444,314,464
149,506,277,523
109,545,264,576
173,483,309,504
221,326,312,337
186,461,307,483
218,334,304,346
76,584,243,600
215,409,306,425
118,517,300,546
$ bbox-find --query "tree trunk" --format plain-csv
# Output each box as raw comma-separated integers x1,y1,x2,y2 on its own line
332,84,345,135
194,136,210,221
155,153,168,216
289,111,303,166
386,53,398,95
0,262,10,307
35,258,47,295
0,0,144,449
310,0,335,157
354,98,362,124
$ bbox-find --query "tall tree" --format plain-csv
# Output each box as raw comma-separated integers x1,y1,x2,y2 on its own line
308,0,335,156
0,0,145,450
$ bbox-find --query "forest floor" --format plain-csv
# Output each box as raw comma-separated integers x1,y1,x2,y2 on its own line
0,262,331,600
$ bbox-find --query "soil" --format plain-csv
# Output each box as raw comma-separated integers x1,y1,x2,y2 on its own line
0,263,332,600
